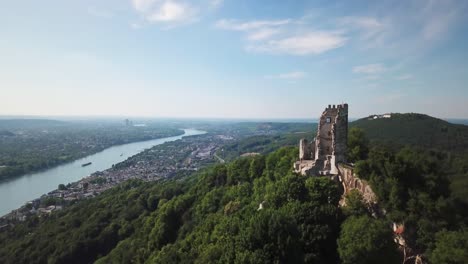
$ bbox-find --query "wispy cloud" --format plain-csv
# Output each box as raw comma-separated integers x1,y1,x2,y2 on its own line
215,1,467,57
395,74,413,80
215,18,346,55
419,0,465,41
246,28,280,41
353,63,386,74
215,19,292,31
265,71,306,79
215,19,290,43
147,1,195,23
249,32,346,55
131,0,221,28
338,16,389,48
349,0,466,53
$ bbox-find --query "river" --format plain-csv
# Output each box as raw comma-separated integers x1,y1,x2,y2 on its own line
0,128,206,216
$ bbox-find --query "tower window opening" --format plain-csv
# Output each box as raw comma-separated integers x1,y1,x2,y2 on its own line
326,117,331,123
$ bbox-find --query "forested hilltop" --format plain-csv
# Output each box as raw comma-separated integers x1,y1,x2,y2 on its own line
351,113,468,152
1,122,468,263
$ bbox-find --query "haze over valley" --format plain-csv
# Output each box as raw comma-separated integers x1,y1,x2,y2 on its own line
1,1,468,263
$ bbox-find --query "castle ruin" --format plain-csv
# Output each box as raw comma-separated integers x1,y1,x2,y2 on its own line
294,103,348,176
293,104,420,263
294,103,377,205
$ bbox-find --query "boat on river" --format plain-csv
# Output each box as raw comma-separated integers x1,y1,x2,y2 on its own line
81,162,92,167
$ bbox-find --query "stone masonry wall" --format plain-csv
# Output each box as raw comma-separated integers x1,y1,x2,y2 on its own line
337,163,377,205
333,105,348,164
295,103,348,176
299,139,311,160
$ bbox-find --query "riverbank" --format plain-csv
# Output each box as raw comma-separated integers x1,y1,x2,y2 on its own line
0,125,184,182
0,129,205,217
1,130,227,223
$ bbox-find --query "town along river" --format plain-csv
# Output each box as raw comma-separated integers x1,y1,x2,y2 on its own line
0,129,206,216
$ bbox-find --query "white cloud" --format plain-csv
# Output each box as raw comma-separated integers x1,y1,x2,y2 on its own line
215,19,291,31
338,16,389,47
265,71,306,79
146,1,195,23
250,32,346,55
131,0,220,27
215,1,466,57
343,16,384,31
246,28,280,41
216,19,346,56
353,64,386,74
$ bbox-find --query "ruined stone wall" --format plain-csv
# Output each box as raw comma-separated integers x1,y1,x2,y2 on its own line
338,163,377,204
299,139,311,160
295,103,348,176
315,107,337,159
333,104,348,164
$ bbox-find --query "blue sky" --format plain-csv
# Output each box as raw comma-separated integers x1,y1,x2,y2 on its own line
1,0,467,119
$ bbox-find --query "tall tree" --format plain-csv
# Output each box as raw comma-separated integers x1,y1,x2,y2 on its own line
338,215,400,264
347,127,369,163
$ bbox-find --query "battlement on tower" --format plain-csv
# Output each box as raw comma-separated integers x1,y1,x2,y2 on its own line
294,103,348,176
325,103,348,110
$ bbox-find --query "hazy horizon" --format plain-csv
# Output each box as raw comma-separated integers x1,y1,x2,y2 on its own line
1,0,468,118
2,114,468,126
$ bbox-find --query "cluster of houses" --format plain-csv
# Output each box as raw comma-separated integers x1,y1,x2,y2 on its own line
368,113,392,120
1,133,232,225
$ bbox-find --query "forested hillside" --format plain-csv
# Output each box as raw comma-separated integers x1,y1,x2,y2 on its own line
219,130,316,161
351,113,468,152
0,146,400,263
1,122,468,263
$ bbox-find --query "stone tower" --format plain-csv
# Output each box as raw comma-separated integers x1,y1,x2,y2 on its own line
294,103,348,175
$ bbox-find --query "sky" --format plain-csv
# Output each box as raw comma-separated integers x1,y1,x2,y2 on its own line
1,0,467,119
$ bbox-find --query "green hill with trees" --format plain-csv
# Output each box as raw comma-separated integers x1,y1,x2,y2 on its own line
0,147,400,264
1,140,467,263
350,113,468,152
1,119,468,263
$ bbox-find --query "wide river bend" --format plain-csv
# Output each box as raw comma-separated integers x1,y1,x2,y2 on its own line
0,128,206,216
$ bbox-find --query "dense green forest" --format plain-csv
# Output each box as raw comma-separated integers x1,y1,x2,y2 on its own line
351,113,468,152
1,129,467,263
1,117,467,263
1,148,348,263
219,130,316,161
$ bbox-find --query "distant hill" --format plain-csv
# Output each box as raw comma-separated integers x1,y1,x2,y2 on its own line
0,130,15,137
350,113,468,152
445,118,468,125
0,119,67,130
